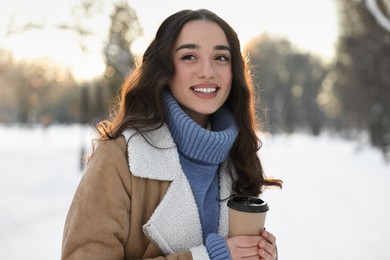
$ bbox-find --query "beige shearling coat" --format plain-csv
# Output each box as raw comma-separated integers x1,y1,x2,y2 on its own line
61,125,233,260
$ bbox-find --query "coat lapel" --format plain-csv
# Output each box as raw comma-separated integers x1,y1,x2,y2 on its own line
125,125,181,181
124,125,232,254
143,171,203,254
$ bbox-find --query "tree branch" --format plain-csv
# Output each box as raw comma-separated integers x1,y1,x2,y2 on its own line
364,0,390,33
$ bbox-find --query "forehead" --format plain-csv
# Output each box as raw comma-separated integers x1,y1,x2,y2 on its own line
175,20,229,47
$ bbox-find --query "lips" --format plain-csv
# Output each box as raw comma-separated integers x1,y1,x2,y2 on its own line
191,83,219,93
190,83,220,99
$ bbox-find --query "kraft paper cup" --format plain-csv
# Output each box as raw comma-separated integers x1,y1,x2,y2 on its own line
227,195,269,237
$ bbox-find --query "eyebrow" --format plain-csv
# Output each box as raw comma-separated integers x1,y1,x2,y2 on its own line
175,43,231,52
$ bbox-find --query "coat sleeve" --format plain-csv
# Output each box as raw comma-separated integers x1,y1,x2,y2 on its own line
61,138,133,260
61,137,196,260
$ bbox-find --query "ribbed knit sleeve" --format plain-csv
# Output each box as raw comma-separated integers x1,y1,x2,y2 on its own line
205,233,231,260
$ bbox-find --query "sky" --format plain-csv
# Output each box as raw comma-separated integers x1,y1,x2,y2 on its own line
0,0,339,81
1,125,389,259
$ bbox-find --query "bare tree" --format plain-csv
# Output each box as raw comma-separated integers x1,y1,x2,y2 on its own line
333,0,390,159
104,0,142,76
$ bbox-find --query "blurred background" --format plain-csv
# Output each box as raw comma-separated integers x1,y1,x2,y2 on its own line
0,0,390,259
1,0,389,158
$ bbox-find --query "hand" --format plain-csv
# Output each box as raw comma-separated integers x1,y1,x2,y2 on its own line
226,235,262,260
258,229,278,260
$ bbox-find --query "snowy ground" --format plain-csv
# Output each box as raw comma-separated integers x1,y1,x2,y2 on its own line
0,124,389,259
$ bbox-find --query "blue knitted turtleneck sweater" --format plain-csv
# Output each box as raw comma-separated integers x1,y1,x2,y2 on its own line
163,89,238,259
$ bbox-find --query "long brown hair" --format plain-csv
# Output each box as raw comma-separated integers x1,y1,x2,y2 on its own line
97,9,282,195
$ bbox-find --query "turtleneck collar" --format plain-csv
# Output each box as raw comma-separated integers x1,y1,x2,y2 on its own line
162,88,238,165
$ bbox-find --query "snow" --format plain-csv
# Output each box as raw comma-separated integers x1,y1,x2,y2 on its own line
261,132,390,259
0,125,389,259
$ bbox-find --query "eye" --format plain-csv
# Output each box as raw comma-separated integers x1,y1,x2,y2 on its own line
215,55,230,62
181,54,197,61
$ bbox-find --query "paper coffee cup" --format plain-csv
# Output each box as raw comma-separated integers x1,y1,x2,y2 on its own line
227,195,269,237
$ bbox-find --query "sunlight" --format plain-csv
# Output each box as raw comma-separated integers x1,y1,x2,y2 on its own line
2,28,105,82
0,0,338,81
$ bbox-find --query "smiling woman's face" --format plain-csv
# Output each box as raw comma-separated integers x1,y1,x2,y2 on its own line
169,20,232,127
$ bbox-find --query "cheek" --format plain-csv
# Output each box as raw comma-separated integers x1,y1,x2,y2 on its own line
224,71,233,97
169,66,181,88
222,69,233,87
216,65,232,80
171,65,189,85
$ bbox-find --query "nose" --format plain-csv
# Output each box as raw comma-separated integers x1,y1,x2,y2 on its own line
197,60,214,79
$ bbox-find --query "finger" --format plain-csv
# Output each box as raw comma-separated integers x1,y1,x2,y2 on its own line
237,246,261,258
228,244,260,259
229,235,263,247
259,240,278,260
259,247,270,260
259,239,277,255
227,236,263,259
259,246,276,260
242,255,260,260
261,229,276,245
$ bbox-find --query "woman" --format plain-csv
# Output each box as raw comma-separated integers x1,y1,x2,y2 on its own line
62,9,282,260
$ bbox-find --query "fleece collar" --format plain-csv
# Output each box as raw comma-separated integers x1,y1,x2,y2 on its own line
124,125,181,181
123,125,232,255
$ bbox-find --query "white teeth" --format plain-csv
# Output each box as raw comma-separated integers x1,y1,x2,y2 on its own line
193,88,217,94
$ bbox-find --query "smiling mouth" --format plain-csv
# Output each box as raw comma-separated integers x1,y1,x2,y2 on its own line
193,87,218,94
